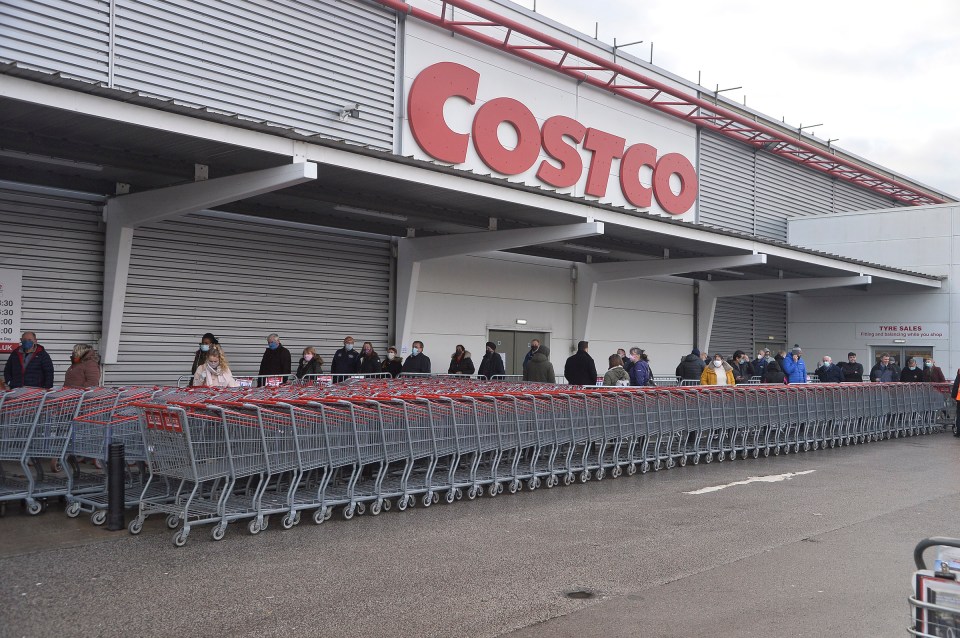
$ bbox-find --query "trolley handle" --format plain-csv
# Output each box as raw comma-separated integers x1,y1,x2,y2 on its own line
914,537,960,570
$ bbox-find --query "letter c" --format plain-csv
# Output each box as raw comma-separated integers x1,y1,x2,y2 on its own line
653,153,699,215
408,62,480,164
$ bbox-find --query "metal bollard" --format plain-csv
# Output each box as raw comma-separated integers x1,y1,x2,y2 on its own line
107,442,125,531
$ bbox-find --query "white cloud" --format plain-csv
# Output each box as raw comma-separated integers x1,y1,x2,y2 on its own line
523,0,960,198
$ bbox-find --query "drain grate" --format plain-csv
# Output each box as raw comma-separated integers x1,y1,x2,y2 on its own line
564,589,596,600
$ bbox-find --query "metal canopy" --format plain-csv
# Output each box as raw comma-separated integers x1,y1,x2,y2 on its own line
0,93,942,290
372,0,946,207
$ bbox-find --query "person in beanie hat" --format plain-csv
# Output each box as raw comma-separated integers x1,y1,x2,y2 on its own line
781,345,808,384
477,341,505,380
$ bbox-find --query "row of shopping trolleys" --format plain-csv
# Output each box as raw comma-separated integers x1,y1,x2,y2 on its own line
121,379,946,546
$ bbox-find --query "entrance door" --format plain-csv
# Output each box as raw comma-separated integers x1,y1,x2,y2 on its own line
487,330,549,375
871,346,935,369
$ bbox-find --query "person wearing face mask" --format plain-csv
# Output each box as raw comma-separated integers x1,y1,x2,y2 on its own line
257,333,291,386
922,358,945,383
751,349,770,381
295,346,323,381
192,345,239,388
402,340,432,374
629,347,652,386
3,331,54,390
899,357,924,382
813,355,843,383
64,343,101,388
728,350,752,384
381,346,403,378
477,341,505,380
359,342,381,374
330,336,362,382
701,353,735,386
448,344,476,375
190,332,219,386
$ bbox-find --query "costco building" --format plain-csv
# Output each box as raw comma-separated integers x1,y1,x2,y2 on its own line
0,0,954,384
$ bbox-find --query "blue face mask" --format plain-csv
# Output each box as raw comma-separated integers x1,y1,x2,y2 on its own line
200,344,210,352
268,342,279,350
412,347,420,356
21,339,34,351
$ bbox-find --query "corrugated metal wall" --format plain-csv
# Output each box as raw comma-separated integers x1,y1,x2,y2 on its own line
709,293,787,359
108,214,392,384
0,184,105,385
0,0,397,149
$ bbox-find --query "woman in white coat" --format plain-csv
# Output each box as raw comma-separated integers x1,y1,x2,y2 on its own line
191,345,239,388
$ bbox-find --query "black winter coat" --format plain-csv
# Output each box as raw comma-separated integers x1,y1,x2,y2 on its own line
295,357,322,380
4,345,55,389
763,359,785,384
564,350,598,386
330,348,361,375
258,345,291,386
837,361,864,382
477,351,505,379
900,366,924,383
448,352,476,375
729,360,750,384
359,353,381,374
814,363,843,383
402,353,431,374
751,357,768,380
676,354,705,380
381,357,403,378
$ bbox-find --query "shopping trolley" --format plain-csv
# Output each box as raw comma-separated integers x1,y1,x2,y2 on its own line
910,537,960,637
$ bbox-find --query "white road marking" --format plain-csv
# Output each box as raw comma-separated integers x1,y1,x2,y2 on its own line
684,470,817,495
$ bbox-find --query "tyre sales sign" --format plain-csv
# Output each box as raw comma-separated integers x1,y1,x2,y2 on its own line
0,269,21,354
856,323,948,341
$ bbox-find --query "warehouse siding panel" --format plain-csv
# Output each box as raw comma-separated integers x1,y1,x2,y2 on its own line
697,132,756,235
0,0,109,82
110,215,392,384
709,293,787,360
0,186,105,384
833,178,898,213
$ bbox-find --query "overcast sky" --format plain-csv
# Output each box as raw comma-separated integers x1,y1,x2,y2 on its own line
521,0,960,199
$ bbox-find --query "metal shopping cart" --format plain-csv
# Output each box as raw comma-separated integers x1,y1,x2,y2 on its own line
910,538,960,637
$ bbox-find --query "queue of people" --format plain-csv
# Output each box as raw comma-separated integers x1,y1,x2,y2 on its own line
2,327,953,393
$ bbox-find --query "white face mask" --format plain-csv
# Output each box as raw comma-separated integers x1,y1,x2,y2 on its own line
387,352,396,360
207,359,220,369
713,360,723,368
303,354,313,362
344,343,354,351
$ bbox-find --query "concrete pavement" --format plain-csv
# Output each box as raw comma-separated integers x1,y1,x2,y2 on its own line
1,434,958,638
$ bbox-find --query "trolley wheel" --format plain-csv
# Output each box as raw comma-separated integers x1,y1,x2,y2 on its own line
544,476,555,488
370,501,382,516
342,505,356,520
653,460,661,472
579,471,590,483
172,530,189,547
91,510,107,526
527,478,538,491
563,474,574,486
467,487,478,500
691,454,700,466
772,446,781,456
751,448,760,459
165,514,180,530
26,501,42,516
508,480,519,495
640,461,650,474
763,447,771,457
704,453,713,464
397,497,409,512
612,466,623,478
211,524,226,541
128,518,143,535
667,458,676,469
717,452,725,463
455,488,463,501
293,511,302,525
497,482,505,494
803,442,811,452
312,508,325,525
65,502,81,518
445,490,456,504
281,514,297,529
487,483,497,497
422,493,433,507
247,519,261,535
679,456,687,468
595,468,606,481
812,441,820,451
626,463,637,476
356,502,366,516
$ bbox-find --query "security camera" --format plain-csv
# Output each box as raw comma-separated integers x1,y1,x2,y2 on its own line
339,104,361,120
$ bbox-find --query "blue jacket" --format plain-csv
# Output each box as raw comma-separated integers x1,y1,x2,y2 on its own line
781,355,807,384
631,360,652,386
